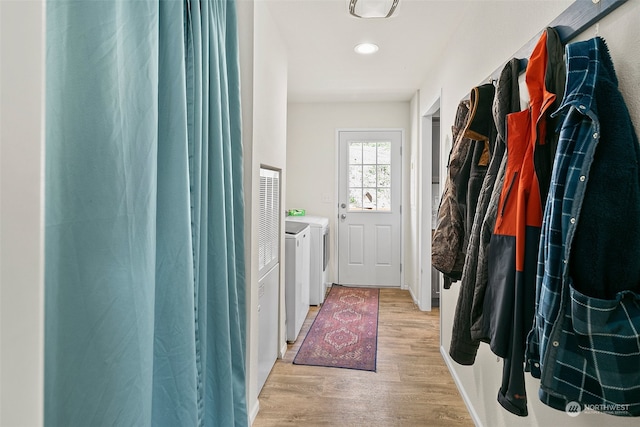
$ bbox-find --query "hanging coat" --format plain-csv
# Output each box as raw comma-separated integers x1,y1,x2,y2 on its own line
527,36,640,417
449,58,522,350
534,27,566,206
432,101,473,285
483,28,562,417
469,58,522,343
449,83,496,365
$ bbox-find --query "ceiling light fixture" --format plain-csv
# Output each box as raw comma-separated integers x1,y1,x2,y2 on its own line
354,43,379,55
349,0,400,19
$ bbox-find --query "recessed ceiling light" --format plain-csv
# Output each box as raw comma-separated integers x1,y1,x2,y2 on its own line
354,43,379,55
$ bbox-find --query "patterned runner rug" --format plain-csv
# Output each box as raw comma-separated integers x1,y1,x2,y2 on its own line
293,285,379,372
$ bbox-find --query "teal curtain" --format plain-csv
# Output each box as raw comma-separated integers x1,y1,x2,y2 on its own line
45,1,247,426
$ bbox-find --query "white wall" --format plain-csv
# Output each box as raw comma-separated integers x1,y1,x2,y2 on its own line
236,0,256,423
254,0,289,361
419,1,640,426
241,0,289,422
286,102,410,287
0,2,46,425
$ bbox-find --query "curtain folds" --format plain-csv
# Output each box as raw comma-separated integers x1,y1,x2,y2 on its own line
45,1,247,426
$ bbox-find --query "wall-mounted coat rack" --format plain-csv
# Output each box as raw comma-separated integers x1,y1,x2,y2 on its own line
484,0,628,83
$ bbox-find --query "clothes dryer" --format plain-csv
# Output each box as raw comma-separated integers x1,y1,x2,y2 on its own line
284,221,310,342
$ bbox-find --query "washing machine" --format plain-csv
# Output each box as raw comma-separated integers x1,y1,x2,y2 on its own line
286,215,329,305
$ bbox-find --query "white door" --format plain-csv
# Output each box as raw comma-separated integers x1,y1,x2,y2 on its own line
337,130,402,286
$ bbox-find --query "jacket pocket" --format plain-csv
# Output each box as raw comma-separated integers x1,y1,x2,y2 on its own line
570,285,640,400
499,171,518,218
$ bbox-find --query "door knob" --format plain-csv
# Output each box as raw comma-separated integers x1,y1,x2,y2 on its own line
341,214,347,219
341,203,346,208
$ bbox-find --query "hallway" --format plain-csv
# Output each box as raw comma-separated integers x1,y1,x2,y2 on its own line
253,288,473,426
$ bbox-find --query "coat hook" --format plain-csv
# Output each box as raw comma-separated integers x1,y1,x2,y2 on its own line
592,0,600,35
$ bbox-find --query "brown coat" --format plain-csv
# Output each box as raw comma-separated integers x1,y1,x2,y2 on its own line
431,100,472,283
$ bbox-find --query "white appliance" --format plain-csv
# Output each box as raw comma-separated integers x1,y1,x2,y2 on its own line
284,221,310,342
286,215,330,305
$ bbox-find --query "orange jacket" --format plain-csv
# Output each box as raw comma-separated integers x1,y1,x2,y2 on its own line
484,28,561,416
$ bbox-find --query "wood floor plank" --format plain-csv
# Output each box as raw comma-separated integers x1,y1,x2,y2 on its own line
252,288,473,427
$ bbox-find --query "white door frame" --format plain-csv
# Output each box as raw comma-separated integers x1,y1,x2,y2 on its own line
418,97,441,311
334,128,404,288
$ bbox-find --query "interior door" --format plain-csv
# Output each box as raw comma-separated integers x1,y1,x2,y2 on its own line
337,130,402,286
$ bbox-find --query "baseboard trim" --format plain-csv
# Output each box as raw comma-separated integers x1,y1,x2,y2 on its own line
280,342,288,359
408,285,419,305
407,285,433,312
249,398,260,425
440,345,482,427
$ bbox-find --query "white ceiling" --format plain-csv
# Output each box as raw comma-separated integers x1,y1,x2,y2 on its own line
263,0,573,103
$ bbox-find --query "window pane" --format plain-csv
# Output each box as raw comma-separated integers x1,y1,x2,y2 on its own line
346,140,393,213
377,142,391,164
377,189,391,211
349,142,362,165
362,165,376,187
377,165,390,187
363,188,376,210
349,188,362,210
349,165,362,187
362,142,377,164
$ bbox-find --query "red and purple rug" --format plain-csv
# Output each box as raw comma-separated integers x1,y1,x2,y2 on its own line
293,285,379,372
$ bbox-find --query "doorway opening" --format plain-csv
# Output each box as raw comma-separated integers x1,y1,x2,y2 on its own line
420,98,441,310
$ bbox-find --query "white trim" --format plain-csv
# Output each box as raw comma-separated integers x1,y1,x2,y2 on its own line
334,128,340,285
423,93,442,116
416,94,441,312
400,128,405,290
419,114,433,311
279,343,288,359
408,285,419,306
249,398,260,425
440,345,483,427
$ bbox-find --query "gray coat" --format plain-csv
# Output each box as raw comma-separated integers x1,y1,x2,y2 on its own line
449,58,522,364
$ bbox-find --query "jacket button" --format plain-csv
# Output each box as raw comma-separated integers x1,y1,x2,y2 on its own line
570,217,576,224
593,132,599,139
534,363,540,368
552,341,559,347
579,105,586,110
580,175,586,182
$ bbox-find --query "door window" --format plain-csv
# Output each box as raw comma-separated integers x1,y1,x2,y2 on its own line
348,141,391,211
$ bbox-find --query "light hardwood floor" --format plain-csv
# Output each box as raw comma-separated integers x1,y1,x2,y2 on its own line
252,288,473,426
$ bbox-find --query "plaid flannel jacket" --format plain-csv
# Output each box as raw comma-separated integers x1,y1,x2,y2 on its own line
526,37,640,416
